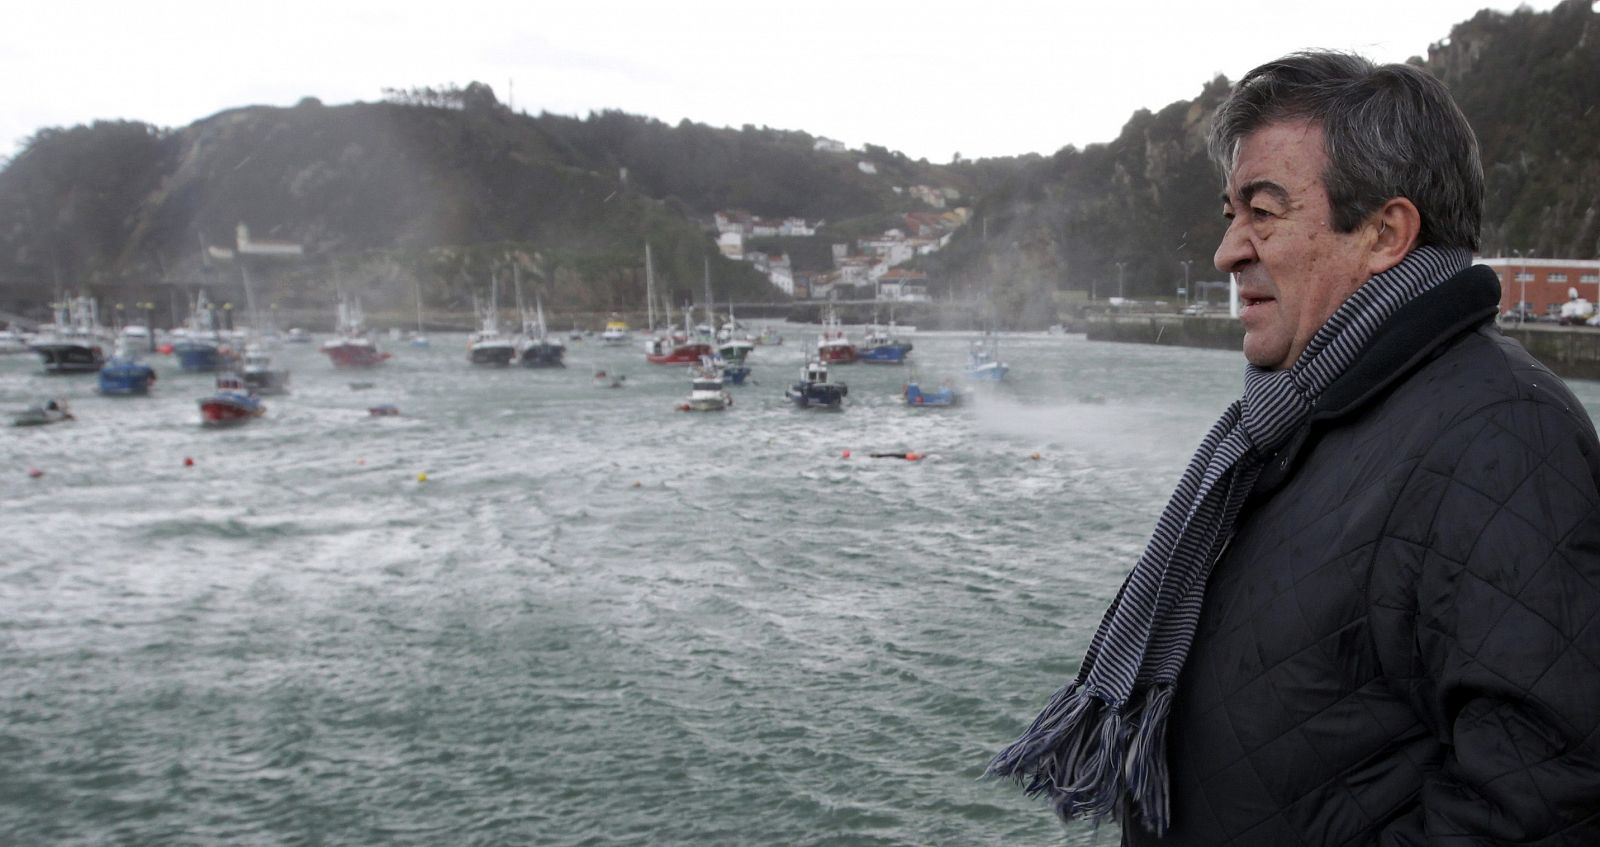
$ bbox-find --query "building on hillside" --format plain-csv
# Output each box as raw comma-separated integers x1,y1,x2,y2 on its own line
235,223,303,257
765,254,795,296
908,185,947,208
1477,256,1600,317
778,217,816,237
858,161,878,175
717,231,744,259
714,211,752,234
814,137,846,153
877,269,930,302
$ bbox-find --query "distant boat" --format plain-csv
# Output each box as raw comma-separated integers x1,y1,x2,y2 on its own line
754,326,784,346
286,327,313,344
516,287,565,368
682,358,733,412
601,313,630,346
241,344,291,395
97,339,158,396
786,359,848,409
593,369,627,388
321,296,391,368
903,378,959,407
964,337,1009,381
859,321,913,364
171,291,236,372
29,297,113,373
816,307,856,364
12,399,74,427
468,279,517,366
198,373,264,425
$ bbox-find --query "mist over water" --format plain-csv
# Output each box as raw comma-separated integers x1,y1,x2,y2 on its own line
5,331,1597,846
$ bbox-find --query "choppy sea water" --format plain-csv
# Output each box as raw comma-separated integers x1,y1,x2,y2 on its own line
4,330,1598,846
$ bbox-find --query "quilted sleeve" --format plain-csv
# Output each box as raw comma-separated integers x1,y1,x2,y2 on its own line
1402,399,1600,844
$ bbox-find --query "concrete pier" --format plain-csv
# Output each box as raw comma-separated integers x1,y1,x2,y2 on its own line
1087,315,1600,382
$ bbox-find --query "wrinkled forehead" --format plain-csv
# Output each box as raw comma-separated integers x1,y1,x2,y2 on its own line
1222,120,1328,197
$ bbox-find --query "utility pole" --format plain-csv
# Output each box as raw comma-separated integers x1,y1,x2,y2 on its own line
1115,261,1125,299
1181,259,1193,305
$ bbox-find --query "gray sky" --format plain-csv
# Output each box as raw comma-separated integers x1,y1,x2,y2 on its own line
3,0,1562,164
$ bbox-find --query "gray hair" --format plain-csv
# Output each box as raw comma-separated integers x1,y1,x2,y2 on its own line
1208,51,1483,252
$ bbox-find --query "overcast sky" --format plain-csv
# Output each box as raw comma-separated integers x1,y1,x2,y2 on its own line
2,0,1564,164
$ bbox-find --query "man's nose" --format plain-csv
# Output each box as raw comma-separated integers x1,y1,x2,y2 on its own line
1214,219,1254,274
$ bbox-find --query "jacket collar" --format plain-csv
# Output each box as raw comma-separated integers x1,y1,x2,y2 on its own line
1311,263,1502,420
1248,263,1502,497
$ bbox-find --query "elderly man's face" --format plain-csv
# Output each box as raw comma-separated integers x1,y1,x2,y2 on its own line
1215,121,1375,370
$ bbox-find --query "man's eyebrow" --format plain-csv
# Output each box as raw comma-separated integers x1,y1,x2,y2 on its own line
1237,179,1290,207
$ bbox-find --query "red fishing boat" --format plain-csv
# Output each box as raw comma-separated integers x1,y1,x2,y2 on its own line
321,296,391,368
198,374,265,425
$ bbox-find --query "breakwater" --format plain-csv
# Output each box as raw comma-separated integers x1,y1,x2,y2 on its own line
1086,315,1600,381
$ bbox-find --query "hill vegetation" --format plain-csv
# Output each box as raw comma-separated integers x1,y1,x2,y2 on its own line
1,1,1596,329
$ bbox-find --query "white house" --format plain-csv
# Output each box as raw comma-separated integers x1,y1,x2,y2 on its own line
717,231,744,259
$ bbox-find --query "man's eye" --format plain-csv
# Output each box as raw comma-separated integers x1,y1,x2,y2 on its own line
1252,207,1276,219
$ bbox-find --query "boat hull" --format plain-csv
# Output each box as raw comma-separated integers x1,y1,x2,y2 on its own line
469,344,517,366
322,341,390,368
243,369,291,395
817,344,857,365
198,393,264,425
98,361,157,395
646,343,714,365
786,383,848,409
172,342,233,372
519,342,566,368
860,342,913,364
31,342,106,373
904,382,958,407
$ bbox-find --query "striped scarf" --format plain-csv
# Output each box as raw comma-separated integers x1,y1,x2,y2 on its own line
987,246,1471,835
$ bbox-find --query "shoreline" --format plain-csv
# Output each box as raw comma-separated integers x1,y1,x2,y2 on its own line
1086,315,1600,382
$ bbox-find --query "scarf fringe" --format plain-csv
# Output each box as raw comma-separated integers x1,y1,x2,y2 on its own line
987,684,1174,834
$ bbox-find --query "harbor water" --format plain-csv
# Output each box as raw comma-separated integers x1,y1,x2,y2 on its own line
5,332,1599,846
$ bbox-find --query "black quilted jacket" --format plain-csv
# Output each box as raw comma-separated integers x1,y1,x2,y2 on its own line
1124,265,1600,846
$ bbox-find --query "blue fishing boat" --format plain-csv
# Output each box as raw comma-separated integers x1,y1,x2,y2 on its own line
171,291,235,372
859,323,913,364
964,337,1009,381
786,360,847,409
198,373,264,426
97,341,158,395
903,378,959,407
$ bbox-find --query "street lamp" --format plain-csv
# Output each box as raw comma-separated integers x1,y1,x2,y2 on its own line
1114,261,1125,300
1181,259,1193,306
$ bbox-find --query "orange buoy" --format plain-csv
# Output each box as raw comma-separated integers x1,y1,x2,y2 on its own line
183,457,194,467
841,449,851,459
28,468,44,478
905,451,923,461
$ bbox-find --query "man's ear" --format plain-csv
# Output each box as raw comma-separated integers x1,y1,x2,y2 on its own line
1367,198,1421,275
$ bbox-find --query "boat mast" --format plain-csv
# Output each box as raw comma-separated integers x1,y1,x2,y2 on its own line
703,256,714,337
645,243,657,333
414,278,425,333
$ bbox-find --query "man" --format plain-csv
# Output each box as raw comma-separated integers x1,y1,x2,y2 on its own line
989,51,1600,844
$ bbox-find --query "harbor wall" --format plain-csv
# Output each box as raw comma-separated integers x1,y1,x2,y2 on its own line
1087,315,1600,382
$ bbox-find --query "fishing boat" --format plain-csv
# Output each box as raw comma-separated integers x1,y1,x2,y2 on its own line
321,297,391,368
859,322,914,364
601,313,630,346
13,399,73,426
786,359,848,409
97,339,158,396
516,286,565,368
171,291,236,372
468,279,517,366
646,316,713,364
681,360,733,412
903,377,960,407
754,326,784,346
816,308,857,365
286,328,313,344
241,344,291,395
593,369,627,388
29,297,113,373
717,310,755,364
964,336,1009,381
198,373,264,425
